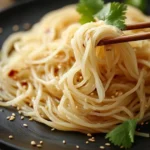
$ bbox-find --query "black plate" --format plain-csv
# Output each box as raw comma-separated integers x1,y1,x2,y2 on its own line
0,0,150,150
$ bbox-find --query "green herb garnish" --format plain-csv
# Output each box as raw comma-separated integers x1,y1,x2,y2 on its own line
77,0,127,29
105,119,137,149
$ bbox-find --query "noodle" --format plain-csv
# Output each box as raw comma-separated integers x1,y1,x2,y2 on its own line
0,5,150,133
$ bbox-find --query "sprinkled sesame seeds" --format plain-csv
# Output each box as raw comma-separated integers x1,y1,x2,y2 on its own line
12,25,19,31
9,135,13,139
88,137,95,142
87,133,92,137
23,23,31,30
85,141,89,144
6,116,10,120
9,116,15,121
31,141,36,146
51,128,55,131
17,107,21,111
105,143,110,146
76,145,79,149
37,144,42,148
90,92,94,96
0,27,3,34
23,124,28,127
100,146,105,149
146,122,149,125
12,113,16,117
29,118,33,121
120,146,124,149
40,141,43,144
62,140,66,144
21,116,24,120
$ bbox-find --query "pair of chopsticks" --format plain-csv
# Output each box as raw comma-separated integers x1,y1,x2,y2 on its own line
99,22,150,46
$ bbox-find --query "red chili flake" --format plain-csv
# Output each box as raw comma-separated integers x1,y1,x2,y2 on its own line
8,70,18,78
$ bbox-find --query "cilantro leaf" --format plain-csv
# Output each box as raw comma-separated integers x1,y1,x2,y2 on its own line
105,119,137,149
95,2,127,30
76,0,104,24
125,0,147,12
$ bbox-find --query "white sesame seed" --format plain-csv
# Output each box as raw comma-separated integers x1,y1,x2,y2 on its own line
76,145,79,149
6,116,10,120
100,146,105,149
37,144,42,148
29,118,33,121
87,133,92,137
17,107,20,111
18,111,22,114
40,141,43,144
12,25,19,31
23,23,31,30
62,140,66,144
21,116,24,120
9,135,13,139
90,92,94,96
9,116,15,121
86,141,89,144
12,113,16,117
105,143,110,146
51,128,55,131
23,124,28,127
31,141,36,146
120,146,124,149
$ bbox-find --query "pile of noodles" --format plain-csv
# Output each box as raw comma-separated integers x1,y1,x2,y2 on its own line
0,5,150,133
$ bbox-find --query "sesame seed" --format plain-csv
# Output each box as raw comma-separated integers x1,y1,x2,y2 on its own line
29,118,33,121
51,128,55,131
23,23,31,30
21,116,24,120
105,143,110,146
146,122,149,125
12,113,16,117
79,76,83,80
120,146,124,149
62,140,66,144
76,145,79,149
17,107,20,111
6,116,10,120
86,141,89,144
40,141,43,144
9,135,13,139
88,138,95,142
9,116,15,121
0,27,3,34
90,92,94,96
18,111,22,114
99,146,105,149
87,133,92,137
58,65,62,69
12,25,19,31
31,141,36,146
37,144,42,148
23,124,28,127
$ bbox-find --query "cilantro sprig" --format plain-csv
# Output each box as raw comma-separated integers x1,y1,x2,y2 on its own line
106,119,137,149
77,0,127,30
77,0,104,24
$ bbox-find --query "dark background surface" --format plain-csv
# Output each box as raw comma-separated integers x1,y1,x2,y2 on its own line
0,0,150,150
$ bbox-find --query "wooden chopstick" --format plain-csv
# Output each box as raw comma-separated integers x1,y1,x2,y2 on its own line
99,32,150,46
124,22,150,30
98,22,150,46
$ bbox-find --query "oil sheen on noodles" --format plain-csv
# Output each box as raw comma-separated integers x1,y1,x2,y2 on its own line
0,5,150,133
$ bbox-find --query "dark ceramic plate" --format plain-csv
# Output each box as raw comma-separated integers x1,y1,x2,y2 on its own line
0,0,150,150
